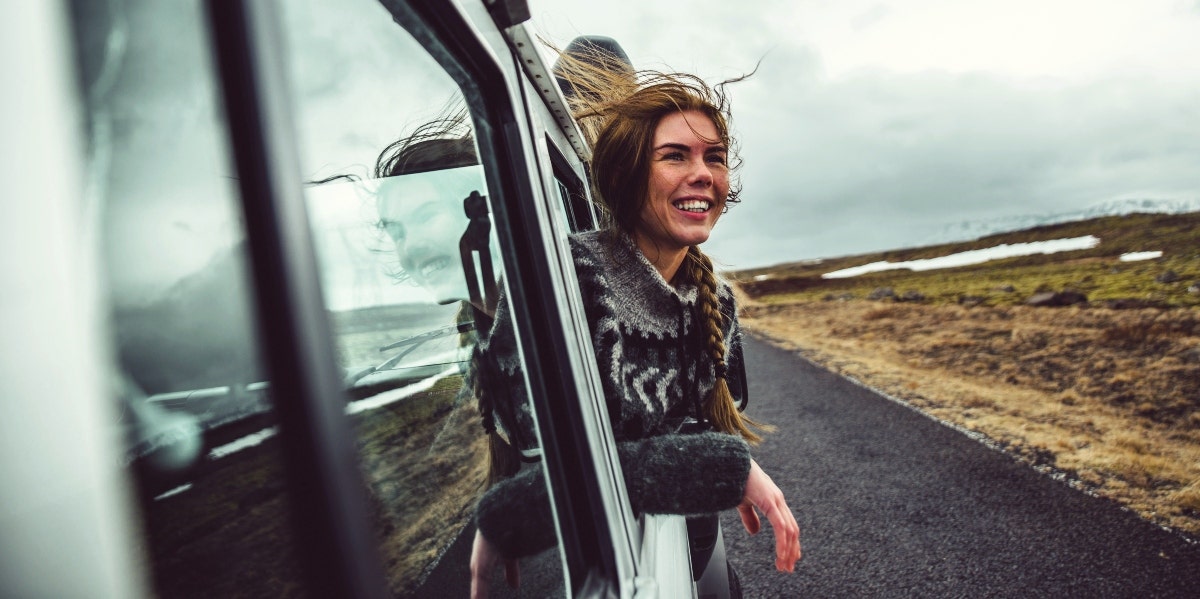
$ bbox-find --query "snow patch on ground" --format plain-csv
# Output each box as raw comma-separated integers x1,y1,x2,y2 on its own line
153,484,193,502
1119,251,1163,262
345,365,459,415
823,236,1101,279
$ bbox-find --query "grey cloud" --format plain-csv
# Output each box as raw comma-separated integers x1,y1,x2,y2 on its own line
708,65,1200,267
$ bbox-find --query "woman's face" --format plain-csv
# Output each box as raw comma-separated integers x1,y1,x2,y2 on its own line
376,170,477,304
634,110,730,255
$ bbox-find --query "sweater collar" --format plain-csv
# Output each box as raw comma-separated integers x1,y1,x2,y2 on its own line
582,229,699,308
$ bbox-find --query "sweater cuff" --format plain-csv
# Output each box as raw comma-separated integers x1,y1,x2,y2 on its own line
618,432,751,516
475,466,557,558
475,432,752,556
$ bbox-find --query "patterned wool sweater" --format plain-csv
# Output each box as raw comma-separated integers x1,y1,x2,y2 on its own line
475,229,752,558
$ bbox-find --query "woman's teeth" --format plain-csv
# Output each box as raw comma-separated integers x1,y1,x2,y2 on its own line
674,199,711,213
419,257,450,278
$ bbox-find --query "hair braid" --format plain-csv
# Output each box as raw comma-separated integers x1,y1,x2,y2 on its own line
686,247,771,444
477,370,520,488
459,300,519,489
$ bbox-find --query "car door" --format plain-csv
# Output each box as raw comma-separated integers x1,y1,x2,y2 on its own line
218,0,672,593
4,0,689,596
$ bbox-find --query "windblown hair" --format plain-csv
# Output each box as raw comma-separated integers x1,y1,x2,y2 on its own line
375,102,476,178
368,102,478,286
555,47,770,444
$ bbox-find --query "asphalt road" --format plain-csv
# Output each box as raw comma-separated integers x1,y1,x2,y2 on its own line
723,335,1200,598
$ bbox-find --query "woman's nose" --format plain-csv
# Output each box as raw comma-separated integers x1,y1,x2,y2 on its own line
688,157,713,187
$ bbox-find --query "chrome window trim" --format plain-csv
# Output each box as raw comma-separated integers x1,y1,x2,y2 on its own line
505,21,592,163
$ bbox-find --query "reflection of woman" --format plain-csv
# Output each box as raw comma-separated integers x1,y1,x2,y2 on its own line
470,59,801,597
372,111,490,307
376,155,482,304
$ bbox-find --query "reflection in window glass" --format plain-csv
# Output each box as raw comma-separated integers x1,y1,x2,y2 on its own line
280,1,563,595
69,0,303,596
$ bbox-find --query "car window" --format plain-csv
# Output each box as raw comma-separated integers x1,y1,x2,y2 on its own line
278,1,565,595
70,0,308,596
548,141,596,233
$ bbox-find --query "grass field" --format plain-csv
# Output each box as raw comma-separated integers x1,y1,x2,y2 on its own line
730,211,1200,539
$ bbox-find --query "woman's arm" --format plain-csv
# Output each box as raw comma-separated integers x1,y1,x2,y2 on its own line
475,431,751,558
474,446,801,582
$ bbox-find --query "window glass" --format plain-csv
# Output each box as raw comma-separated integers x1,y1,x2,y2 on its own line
548,144,594,233
278,1,565,595
554,178,578,231
70,0,304,596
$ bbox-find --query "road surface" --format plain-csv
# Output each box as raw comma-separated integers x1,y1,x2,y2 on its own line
723,335,1200,597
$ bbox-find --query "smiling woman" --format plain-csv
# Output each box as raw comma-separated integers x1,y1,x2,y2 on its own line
468,50,801,597
371,107,488,305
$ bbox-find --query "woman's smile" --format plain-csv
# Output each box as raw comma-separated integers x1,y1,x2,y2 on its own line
416,255,451,280
672,196,715,219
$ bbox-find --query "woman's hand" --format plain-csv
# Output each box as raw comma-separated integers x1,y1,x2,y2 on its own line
470,529,519,598
737,459,802,572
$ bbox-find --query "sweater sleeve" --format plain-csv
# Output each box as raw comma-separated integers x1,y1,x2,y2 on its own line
475,431,751,558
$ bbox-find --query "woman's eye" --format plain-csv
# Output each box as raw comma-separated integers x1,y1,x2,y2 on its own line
662,152,685,162
383,221,406,242
706,153,727,165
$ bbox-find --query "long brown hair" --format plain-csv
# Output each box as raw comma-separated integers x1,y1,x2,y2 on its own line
556,49,770,444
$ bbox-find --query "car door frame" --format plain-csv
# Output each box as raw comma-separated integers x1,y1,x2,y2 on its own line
205,0,649,596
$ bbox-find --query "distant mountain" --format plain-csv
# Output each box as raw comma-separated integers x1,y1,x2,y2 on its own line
925,198,1200,246
115,243,264,394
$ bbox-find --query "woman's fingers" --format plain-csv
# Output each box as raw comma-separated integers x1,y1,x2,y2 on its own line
737,500,761,534
762,497,801,572
744,459,802,573
469,531,491,599
504,558,521,589
471,530,521,598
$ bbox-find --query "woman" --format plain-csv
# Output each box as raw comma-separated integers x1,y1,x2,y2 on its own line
470,64,801,597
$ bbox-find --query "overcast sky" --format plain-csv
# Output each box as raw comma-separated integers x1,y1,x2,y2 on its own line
530,0,1200,268
83,0,1200,304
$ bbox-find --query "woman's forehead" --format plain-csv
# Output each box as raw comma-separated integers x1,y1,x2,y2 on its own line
653,110,723,148
376,165,486,215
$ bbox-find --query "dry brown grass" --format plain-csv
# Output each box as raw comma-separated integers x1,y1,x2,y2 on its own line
739,296,1200,539
353,379,487,597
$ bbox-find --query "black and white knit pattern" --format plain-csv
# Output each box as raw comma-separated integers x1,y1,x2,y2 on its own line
475,229,752,558
572,229,744,439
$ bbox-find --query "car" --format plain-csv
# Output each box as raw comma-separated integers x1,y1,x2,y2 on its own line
2,0,736,597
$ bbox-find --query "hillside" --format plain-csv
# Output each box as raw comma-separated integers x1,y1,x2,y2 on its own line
736,212,1200,308
730,212,1200,540
924,198,1200,247
116,243,263,394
